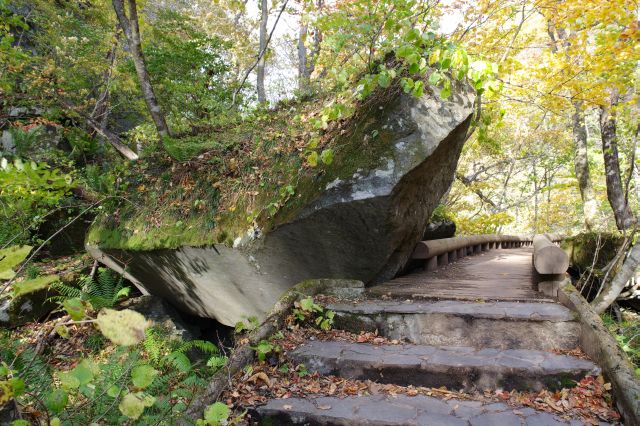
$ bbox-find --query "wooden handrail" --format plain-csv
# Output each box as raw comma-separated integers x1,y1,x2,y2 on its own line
411,234,532,271
532,234,568,275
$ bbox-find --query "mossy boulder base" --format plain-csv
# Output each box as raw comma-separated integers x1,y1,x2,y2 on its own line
87,86,475,326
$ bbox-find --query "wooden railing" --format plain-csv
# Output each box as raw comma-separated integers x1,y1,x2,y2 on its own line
532,233,569,297
411,234,532,271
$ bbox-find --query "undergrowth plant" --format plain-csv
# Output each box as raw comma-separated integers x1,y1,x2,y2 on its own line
293,297,335,331
0,324,228,425
50,267,130,311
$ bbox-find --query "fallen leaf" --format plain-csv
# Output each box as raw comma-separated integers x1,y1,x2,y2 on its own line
248,372,271,387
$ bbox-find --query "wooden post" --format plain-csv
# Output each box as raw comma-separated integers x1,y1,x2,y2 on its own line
437,253,449,266
426,257,438,271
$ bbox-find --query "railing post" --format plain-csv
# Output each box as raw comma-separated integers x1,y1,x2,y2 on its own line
426,257,438,271
437,253,449,267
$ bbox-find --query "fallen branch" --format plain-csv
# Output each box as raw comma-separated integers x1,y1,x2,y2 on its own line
182,279,363,421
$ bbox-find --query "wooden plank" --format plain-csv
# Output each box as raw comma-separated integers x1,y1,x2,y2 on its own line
370,248,545,302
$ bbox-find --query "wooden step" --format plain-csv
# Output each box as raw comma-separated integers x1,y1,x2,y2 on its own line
328,300,579,350
289,341,600,392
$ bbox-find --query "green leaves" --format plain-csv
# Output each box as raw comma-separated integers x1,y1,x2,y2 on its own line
320,149,334,165
203,402,230,425
12,274,59,296
131,364,158,389
307,151,318,167
119,392,155,420
62,297,86,321
96,309,151,346
44,389,69,414
58,371,81,391
411,81,424,98
253,340,274,362
0,245,32,280
206,355,228,370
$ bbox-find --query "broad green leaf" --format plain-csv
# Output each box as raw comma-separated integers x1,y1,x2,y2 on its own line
107,385,121,398
71,360,95,386
320,149,334,165
204,402,230,425
131,364,158,389
377,72,391,88
307,151,318,167
119,392,145,420
428,71,442,85
63,297,85,321
55,325,70,339
44,389,68,414
428,49,440,65
441,79,452,99
0,245,32,280
58,371,80,390
12,275,58,296
412,81,424,97
96,309,151,346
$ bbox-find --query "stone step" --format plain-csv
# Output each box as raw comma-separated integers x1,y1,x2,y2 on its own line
327,300,579,350
256,395,609,425
289,341,600,391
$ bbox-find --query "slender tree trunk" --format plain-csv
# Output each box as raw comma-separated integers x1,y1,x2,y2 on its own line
256,0,268,103
571,101,598,230
592,240,640,314
600,95,636,230
297,0,322,95
297,21,309,93
89,37,119,144
112,0,171,142
533,162,539,233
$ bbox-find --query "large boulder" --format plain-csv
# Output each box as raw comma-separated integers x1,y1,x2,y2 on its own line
88,84,475,326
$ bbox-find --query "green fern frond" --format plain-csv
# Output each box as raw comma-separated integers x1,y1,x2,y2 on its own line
177,339,219,355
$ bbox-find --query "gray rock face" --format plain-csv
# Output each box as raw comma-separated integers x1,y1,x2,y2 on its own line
88,85,475,326
0,287,55,328
256,395,611,425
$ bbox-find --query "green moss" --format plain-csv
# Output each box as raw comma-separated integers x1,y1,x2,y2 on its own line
561,232,625,271
89,87,403,251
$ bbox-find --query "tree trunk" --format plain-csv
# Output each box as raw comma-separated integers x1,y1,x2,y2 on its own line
89,37,119,144
600,95,636,230
572,101,598,230
297,21,309,93
297,0,322,95
592,240,640,314
112,0,171,142
256,0,268,103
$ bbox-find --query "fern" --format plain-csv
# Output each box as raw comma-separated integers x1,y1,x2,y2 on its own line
48,280,82,304
84,268,129,310
144,328,167,364
176,339,219,356
49,268,130,310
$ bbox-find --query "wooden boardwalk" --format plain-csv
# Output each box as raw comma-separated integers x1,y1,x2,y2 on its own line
370,247,551,302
